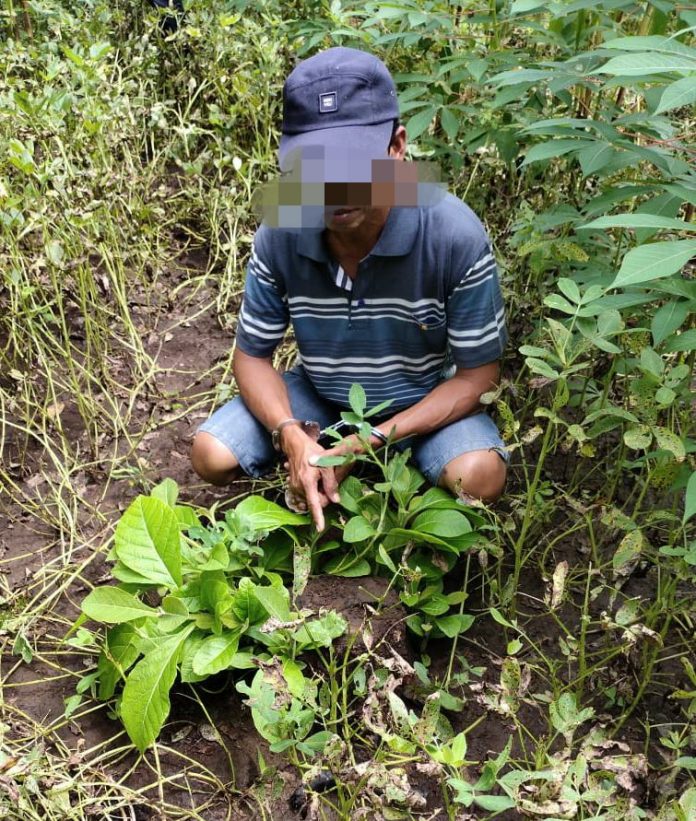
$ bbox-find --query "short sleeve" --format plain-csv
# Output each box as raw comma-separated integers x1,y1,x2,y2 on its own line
235,232,289,357
446,243,507,368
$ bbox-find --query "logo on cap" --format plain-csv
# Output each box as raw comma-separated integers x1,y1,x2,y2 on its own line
318,91,338,113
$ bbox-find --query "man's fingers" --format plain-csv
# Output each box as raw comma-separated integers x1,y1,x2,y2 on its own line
319,467,340,504
304,482,325,531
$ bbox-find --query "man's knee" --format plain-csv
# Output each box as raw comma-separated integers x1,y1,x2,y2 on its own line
438,449,507,503
191,432,240,485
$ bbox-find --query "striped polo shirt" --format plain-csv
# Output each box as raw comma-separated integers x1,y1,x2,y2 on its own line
236,192,507,412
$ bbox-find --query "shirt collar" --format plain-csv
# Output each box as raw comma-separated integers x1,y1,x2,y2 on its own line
296,207,420,261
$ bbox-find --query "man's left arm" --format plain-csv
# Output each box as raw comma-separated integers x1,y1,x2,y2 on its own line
372,360,499,442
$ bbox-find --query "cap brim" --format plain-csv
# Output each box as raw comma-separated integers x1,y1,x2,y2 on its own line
278,121,394,182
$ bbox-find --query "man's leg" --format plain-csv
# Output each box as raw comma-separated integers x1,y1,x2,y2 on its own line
191,432,240,485
438,449,507,503
191,366,340,485
409,412,508,503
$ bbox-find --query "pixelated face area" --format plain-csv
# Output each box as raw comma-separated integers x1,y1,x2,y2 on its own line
255,148,445,229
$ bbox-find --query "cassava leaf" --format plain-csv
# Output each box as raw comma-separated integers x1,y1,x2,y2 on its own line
581,214,696,232
610,240,696,289
655,76,696,114
595,52,696,75
652,300,690,346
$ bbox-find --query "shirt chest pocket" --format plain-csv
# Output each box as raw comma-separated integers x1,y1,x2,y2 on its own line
411,306,446,332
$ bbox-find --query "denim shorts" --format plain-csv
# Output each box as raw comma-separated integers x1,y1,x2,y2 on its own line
197,365,508,485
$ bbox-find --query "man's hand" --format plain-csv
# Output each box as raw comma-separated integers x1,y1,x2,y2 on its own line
281,425,340,530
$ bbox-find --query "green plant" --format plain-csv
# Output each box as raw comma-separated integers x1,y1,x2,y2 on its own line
76,479,346,751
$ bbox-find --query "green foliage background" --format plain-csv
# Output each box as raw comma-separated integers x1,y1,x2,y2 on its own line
0,0,695,817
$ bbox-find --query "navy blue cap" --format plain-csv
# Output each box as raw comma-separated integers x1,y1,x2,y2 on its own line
279,47,399,178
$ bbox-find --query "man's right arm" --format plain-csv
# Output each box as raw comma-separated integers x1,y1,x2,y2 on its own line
232,349,339,529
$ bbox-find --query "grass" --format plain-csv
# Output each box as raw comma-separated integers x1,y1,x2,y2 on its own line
1,0,695,818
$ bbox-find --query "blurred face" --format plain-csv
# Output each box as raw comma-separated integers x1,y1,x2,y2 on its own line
322,127,409,233
257,127,446,232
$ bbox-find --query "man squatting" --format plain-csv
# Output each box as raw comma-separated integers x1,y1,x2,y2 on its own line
191,47,509,530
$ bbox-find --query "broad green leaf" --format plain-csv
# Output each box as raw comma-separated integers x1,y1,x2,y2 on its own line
253,584,291,621
623,425,653,450
602,35,696,58
557,277,581,304
348,383,367,415
488,68,554,87
235,496,309,530
111,560,158,586
175,505,201,528
581,214,696,232
88,41,112,60
489,607,515,628
684,472,696,525
82,587,157,624
549,692,595,735
655,76,696,113
440,106,460,140
543,293,576,314
664,329,696,352
343,515,376,543
612,529,644,578
291,611,347,649
115,496,182,587
150,478,178,507
293,541,311,599
436,614,474,638
652,300,690,346
192,631,241,676
406,105,437,140
510,0,544,14
231,578,268,625
640,345,663,377
525,357,559,379
579,142,616,176
520,139,584,166
121,626,193,751
681,788,696,816
473,795,516,812
595,53,696,76
97,623,140,700
653,427,686,460
676,756,696,770
179,632,207,684
338,475,364,513
411,509,471,538
377,545,397,573
419,593,451,616
387,526,473,553
610,240,696,289
323,555,372,577
282,659,306,699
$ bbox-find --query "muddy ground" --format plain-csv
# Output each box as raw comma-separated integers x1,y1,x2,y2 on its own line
0,250,688,820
